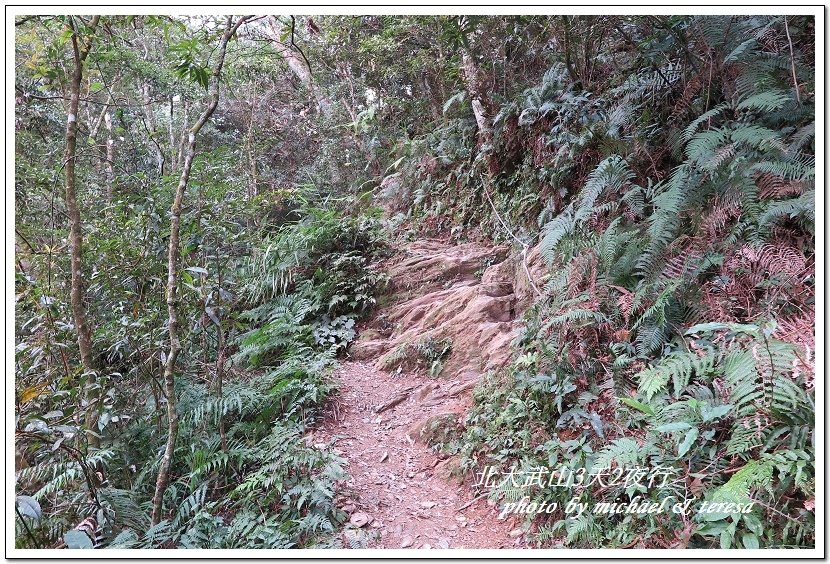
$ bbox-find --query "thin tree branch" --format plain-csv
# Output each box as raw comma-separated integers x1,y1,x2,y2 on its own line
784,16,802,106
15,15,42,26
290,16,313,77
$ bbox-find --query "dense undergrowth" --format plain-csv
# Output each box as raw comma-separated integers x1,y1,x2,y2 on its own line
403,16,815,548
16,207,386,548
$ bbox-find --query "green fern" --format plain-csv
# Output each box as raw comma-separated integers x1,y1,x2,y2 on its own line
540,208,576,266
681,102,729,143
710,459,772,506
547,308,608,329
635,349,718,400
759,190,815,232
737,89,791,112
592,437,655,469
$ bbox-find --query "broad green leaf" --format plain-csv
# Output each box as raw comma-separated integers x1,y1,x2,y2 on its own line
64,530,93,549
678,427,699,457
701,403,733,423
16,496,41,521
742,532,760,549
655,422,692,433
685,322,760,337
618,397,655,416
720,527,733,549
98,411,111,430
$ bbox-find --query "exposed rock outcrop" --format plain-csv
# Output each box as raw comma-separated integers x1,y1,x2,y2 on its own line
349,239,547,397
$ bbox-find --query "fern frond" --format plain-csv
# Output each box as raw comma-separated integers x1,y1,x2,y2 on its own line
540,207,576,266
575,155,633,217
686,128,730,166
682,103,728,143
592,437,655,469
711,459,772,505
635,349,718,400
547,308,608,329
751,158,815,181
737,89,791,112
759,190,815,231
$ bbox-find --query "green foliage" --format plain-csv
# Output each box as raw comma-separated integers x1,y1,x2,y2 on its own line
379,335,453,377
170,37,210,89
242,209,386,306
459,13,814,550
14,12,814,552
635,349,718,400
237,209,387,364
412,336,453,377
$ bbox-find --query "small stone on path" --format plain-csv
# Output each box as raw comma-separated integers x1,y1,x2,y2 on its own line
349,512,372,528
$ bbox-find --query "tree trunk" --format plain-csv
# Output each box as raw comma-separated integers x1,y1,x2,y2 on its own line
149,15,250,527
266,16,329,114
561,17,579,84
460,50,492,147
175,98,189,171
245,91,258,200
104,110,115,201
267,16,312,86
168,95,177,173
63,15,100,446
141,83,165,176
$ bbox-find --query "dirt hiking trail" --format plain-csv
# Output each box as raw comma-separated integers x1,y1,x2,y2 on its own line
312,239,547,549
316,361,520,549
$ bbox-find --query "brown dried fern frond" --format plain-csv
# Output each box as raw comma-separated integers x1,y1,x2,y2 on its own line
419,154,439,175
532,131,551,167
730,242,808,280
670,74,702,121
754,25,786,54
662,248,705,281
565,253,595,300
718,241,813,322
698,281,738,323
611,285,635,325
755,243,809,278
755,172,806,199
700,197,741,240
774,310,815,352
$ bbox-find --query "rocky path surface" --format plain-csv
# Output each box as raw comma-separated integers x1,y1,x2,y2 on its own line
314,360,524,549
310,239,547,549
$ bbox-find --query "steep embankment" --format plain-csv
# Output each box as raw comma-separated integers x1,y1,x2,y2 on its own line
312,239,545,549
